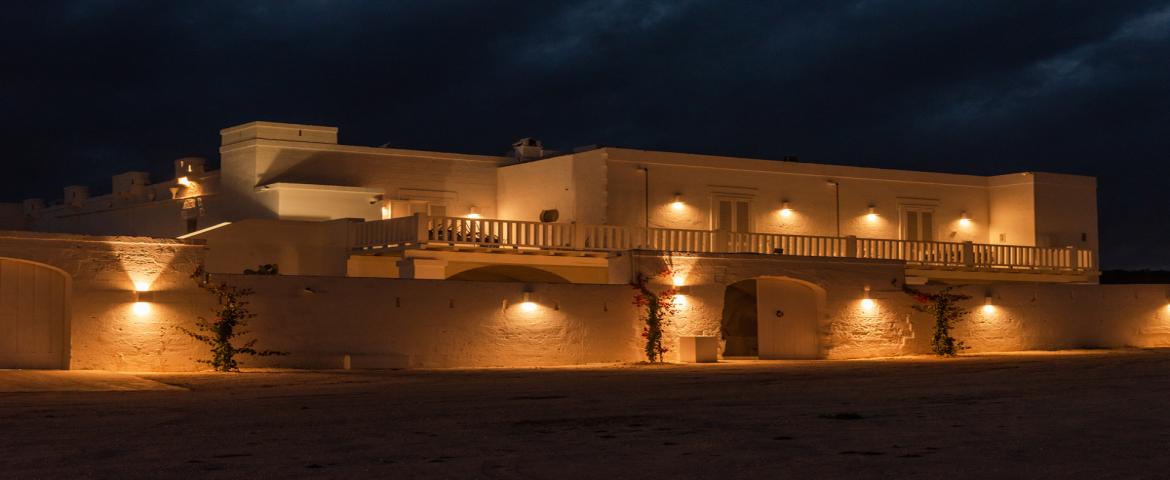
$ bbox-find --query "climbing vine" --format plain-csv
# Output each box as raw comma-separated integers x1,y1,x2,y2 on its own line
631,267,679,363
903,285,971,356
179,266,286,371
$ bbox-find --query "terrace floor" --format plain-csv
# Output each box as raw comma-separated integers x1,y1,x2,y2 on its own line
3,350,1170,478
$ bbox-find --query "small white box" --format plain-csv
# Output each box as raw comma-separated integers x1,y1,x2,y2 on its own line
678,336,718,363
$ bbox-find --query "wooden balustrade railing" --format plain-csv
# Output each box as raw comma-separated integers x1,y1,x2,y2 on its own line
348,214,1094,273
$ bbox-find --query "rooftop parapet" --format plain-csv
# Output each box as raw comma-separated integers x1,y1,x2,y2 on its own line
220,121,338,147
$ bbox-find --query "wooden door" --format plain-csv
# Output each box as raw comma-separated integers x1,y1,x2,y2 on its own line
756,277,819,359
0,259,69,369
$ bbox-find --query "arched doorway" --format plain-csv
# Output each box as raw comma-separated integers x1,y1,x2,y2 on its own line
756,277,822,359
0,258,70,369
720,279,758,356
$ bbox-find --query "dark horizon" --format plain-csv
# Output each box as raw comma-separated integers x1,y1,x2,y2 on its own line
3,1,1168,269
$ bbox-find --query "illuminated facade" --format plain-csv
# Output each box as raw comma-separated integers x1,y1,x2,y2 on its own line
0,121,1127,370
8,121,1098,285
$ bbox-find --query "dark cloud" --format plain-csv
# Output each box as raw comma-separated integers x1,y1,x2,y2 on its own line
2,1,1168,268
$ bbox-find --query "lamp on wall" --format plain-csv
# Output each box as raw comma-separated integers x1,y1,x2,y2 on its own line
959,211,971,227
467,206,481,219
865,204,878,222
671,193,684,210
982,292,995,314
132,285,155,316
520,290,538,312
779,200,793,218
176,176,191,187
861,286,875,310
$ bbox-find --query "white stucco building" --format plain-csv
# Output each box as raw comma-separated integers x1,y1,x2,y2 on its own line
10,121,1098,284
0,121,1126,371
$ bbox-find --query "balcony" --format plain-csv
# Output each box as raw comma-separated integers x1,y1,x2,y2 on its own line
348,214,1095,275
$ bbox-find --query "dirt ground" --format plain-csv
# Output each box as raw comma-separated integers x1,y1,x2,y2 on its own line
3,350,1170,479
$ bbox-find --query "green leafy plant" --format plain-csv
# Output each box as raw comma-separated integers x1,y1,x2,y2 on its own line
631,268,679,363
904,285,971,356
180,266,286,371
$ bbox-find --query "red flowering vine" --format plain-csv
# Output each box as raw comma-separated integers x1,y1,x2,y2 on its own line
631,267,679,362
903,285,971,356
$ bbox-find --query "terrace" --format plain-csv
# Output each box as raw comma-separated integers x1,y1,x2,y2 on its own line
348,214,1096,276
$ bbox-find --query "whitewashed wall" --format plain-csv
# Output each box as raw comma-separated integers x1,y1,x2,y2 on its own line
633,252,1170,360
220,138,505,222
0,232,1163,372
496,149,609,224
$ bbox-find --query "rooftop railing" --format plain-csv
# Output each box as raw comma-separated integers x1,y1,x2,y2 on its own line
348,214,1095,273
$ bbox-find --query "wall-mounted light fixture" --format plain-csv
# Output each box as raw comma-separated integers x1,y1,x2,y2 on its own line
982,292,995,314
671,193,684,210
779,200,793,218
467,206,481,219
520,290,538,312
861,285,875,310
865,205,878,222
959,211,971,227
132,285,155,316
177,176,191,187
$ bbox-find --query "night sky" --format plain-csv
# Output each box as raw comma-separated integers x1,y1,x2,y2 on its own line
3,1,1168,268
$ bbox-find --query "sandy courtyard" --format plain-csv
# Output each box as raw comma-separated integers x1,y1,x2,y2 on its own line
3,350,1170,478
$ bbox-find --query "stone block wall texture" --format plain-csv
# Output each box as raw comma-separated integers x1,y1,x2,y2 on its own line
3,232,1170,371
632,252,1170,360
215,275,642,369
0,231,211,371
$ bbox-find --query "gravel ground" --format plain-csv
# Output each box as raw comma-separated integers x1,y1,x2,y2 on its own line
3,350,1170,479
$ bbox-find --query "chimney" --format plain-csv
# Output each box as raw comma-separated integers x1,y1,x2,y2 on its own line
174,157,206,179
64,185,89,208
512,138,544,161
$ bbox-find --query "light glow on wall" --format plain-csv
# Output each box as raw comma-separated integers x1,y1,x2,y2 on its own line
959,212,972,228
779,201,793,218
132,301,152,316
672,274,686,287
860,298,876,312
176,176,191,186
860,286,875,312
865,205,878,222
519,291,538,312
467,206,481,219
982,294,995,314
670,193,684,211
672,294,688,306
133,281,151,292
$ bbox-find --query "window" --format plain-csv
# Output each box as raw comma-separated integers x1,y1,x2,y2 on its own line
715,199,751,233
901,208,934,241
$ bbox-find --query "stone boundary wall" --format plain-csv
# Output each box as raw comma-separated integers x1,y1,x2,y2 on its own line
2,231,1168,371
0,231,209,371
633,252,1170,360
206,275,642,369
